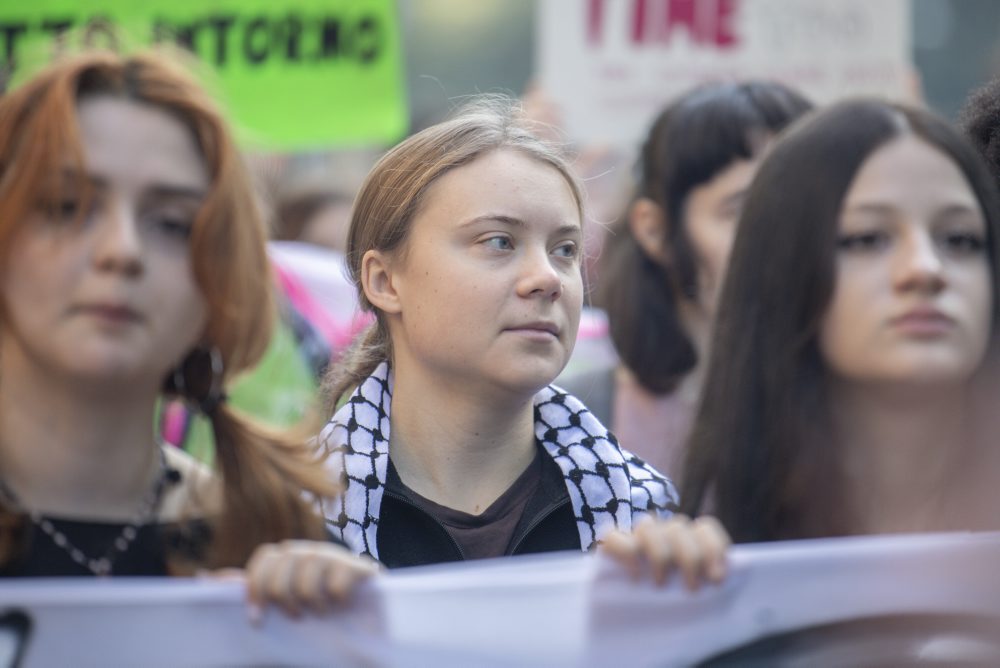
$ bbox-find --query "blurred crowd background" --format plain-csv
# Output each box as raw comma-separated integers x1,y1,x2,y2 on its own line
403,0,1000,127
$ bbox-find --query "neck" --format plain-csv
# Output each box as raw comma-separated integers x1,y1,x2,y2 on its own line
0,356,163,519
675,298,711,402
831,380,975,534
387,365,538,516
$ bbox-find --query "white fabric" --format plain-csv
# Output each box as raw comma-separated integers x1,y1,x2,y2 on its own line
7,532,1000,666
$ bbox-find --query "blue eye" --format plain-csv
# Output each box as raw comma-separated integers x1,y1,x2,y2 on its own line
483,236,514,251
552,241,578,258
837,232,889,252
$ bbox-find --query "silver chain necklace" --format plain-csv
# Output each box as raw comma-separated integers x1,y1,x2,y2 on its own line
0,445,179,576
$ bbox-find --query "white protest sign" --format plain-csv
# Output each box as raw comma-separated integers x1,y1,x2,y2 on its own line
3,532,1000,666
537,0,913,145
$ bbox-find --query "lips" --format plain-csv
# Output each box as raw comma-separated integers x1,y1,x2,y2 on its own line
506,321,560,337
74,303,144,324
890,307,955,336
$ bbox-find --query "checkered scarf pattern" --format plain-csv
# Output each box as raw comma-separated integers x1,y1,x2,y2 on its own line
321,362,678,560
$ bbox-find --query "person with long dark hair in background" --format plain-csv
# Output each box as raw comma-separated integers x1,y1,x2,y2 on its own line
682,99,1000,542
563,82,811,481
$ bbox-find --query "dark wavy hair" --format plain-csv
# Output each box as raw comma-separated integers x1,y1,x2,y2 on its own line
680,100,1000,542
960,74,1000,190
600,81,812,393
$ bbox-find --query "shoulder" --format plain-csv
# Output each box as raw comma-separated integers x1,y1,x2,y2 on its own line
533,385,677,517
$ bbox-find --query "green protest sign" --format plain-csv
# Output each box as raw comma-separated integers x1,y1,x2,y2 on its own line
0,0,408,149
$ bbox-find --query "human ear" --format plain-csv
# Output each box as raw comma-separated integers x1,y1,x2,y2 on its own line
360,249,401,315
628,197,672,266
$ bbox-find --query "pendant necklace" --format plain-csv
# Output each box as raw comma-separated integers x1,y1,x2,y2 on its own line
0,445,182,576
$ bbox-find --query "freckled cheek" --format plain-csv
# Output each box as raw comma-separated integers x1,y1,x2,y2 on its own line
563,279,585,311
415,277,490,328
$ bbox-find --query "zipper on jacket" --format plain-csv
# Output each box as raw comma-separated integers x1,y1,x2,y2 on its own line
382,490,467,561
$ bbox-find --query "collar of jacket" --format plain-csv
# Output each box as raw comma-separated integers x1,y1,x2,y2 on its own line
375,451,577,567
320,362,677,560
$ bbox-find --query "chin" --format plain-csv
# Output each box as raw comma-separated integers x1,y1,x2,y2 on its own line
65,356,161,386
491,364,565,398
877,363,979,387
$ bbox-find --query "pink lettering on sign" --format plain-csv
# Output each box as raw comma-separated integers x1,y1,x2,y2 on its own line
588,0,605,43
664,0,697,41
716,0,737,46
630,0,647,43
587,0,741,48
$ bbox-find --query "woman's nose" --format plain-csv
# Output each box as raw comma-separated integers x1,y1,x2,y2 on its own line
516,248,563,300
893,230,945,294
93,201,143,277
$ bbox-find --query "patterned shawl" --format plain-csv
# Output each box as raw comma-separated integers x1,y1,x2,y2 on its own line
321,362,677,560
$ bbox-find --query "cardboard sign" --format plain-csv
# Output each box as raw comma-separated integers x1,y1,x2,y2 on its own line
538,0,913,145
0,0,408,149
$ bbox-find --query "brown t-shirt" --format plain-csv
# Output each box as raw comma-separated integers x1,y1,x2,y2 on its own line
391,448,543,560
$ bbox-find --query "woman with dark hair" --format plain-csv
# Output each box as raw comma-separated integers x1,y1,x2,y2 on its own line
562,82,812,479
681,99,1000,543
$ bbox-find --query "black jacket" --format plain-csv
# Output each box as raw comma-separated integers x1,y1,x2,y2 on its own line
323,363,678,562
377,452,582,568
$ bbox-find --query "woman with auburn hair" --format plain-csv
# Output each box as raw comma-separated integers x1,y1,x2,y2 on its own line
314,97,729,587
562,81,811,481
681,99,1000,542
0,49,374,604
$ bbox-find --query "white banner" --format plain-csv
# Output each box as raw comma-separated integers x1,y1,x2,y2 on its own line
3,532,1000,666
537,0,913,145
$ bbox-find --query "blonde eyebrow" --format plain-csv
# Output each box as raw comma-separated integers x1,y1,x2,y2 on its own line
459,214,581,236
459,214,526,228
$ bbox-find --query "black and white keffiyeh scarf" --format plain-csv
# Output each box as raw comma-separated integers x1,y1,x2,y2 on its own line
321,362,678,560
